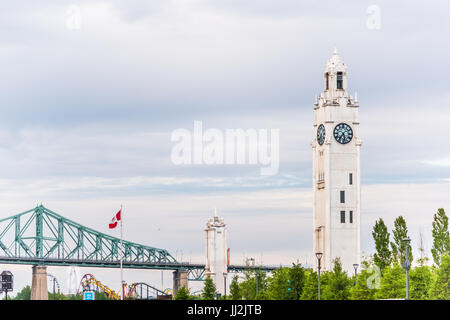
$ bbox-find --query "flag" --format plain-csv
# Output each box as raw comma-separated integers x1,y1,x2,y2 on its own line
109,210,121,229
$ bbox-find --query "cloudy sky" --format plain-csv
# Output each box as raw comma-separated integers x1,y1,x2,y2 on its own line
1,0,450,295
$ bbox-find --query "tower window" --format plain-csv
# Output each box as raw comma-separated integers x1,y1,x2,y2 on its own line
340,191,345,203
337,72,343,89
340,211,345,223
350,211,353,223
325,73,329,90
349,173,353,185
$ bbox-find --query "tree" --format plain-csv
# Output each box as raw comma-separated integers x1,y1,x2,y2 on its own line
300,269,330,300
229,275,242,300
431,208,450,266
372,218,391,271
174,286,192,300
409,265,433,300
322,258,352,300
429,254,450,300
12,286,31,300
265,267,293,300
390,216,413,266
300,270,318,300
374,264,405,299
289,263,306,299
202,276,217,300
239,266,259,300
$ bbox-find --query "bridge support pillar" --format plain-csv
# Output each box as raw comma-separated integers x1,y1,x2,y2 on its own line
173,269,188,294
31,265,48,300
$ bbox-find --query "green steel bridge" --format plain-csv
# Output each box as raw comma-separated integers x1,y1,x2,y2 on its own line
0,205,278,281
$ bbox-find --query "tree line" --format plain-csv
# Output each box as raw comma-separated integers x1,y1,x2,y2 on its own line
6,209,449,300
175,208,450,300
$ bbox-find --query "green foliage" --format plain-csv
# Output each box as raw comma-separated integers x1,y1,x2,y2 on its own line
174,286,192,300
431,208,450,266
300,269,330,300
321,258,352,300
372,218,391,271
390,216,413,266
202,276,217,300
350,267,378,300
300,270,318,300
409,265,433,300
48,291,68,300
12,286,31,300
229,275,242,300
238,268,266,300
237,264,306,300
239,267,255,300
289,263,306,299
374,264,405,299
265,267,293,300
429,254,450,300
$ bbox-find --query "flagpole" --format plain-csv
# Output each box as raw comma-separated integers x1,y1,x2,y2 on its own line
120,204,123,300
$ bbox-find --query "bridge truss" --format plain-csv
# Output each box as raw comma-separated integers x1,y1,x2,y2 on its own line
0,205,280,280
0,205,177,268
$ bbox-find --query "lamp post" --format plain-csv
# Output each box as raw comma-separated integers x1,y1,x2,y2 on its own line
402,237,411,300
353,264,359,286
315,252,323,300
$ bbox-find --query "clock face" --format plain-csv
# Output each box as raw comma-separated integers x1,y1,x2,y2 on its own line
333,123,353,144
317,124,325,145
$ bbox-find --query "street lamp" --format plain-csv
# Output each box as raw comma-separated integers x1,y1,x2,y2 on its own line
402,237,411,300
315,252,323,300
353,264,359,286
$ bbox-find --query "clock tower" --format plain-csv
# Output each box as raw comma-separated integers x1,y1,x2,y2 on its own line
312,49,361,274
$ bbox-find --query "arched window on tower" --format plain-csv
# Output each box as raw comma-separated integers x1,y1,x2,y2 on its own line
337,72,343,89
325,73,329,90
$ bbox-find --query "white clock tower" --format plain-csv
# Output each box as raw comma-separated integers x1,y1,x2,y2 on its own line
312,49,361,274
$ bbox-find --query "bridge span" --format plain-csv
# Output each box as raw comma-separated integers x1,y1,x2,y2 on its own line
0,205,279,299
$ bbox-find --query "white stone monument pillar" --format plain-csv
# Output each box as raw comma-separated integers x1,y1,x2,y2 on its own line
205,209,227,296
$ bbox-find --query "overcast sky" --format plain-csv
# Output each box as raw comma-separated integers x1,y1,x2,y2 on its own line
1,0,450,296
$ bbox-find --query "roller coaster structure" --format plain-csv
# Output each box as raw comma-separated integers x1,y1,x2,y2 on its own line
78,273,121,300
127,283,172,299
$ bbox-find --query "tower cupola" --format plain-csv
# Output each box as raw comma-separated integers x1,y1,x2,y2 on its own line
322,48,350,104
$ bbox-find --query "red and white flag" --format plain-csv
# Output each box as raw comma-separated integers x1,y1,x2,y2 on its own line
109,210,121,229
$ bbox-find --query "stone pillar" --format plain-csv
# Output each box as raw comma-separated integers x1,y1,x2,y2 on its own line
205,212,227,295
173,269,188,294
31,265,48,300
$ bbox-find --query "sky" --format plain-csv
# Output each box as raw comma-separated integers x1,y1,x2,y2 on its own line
0,0,450,296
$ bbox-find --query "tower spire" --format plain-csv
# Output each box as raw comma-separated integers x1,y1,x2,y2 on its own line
323,48,348,103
